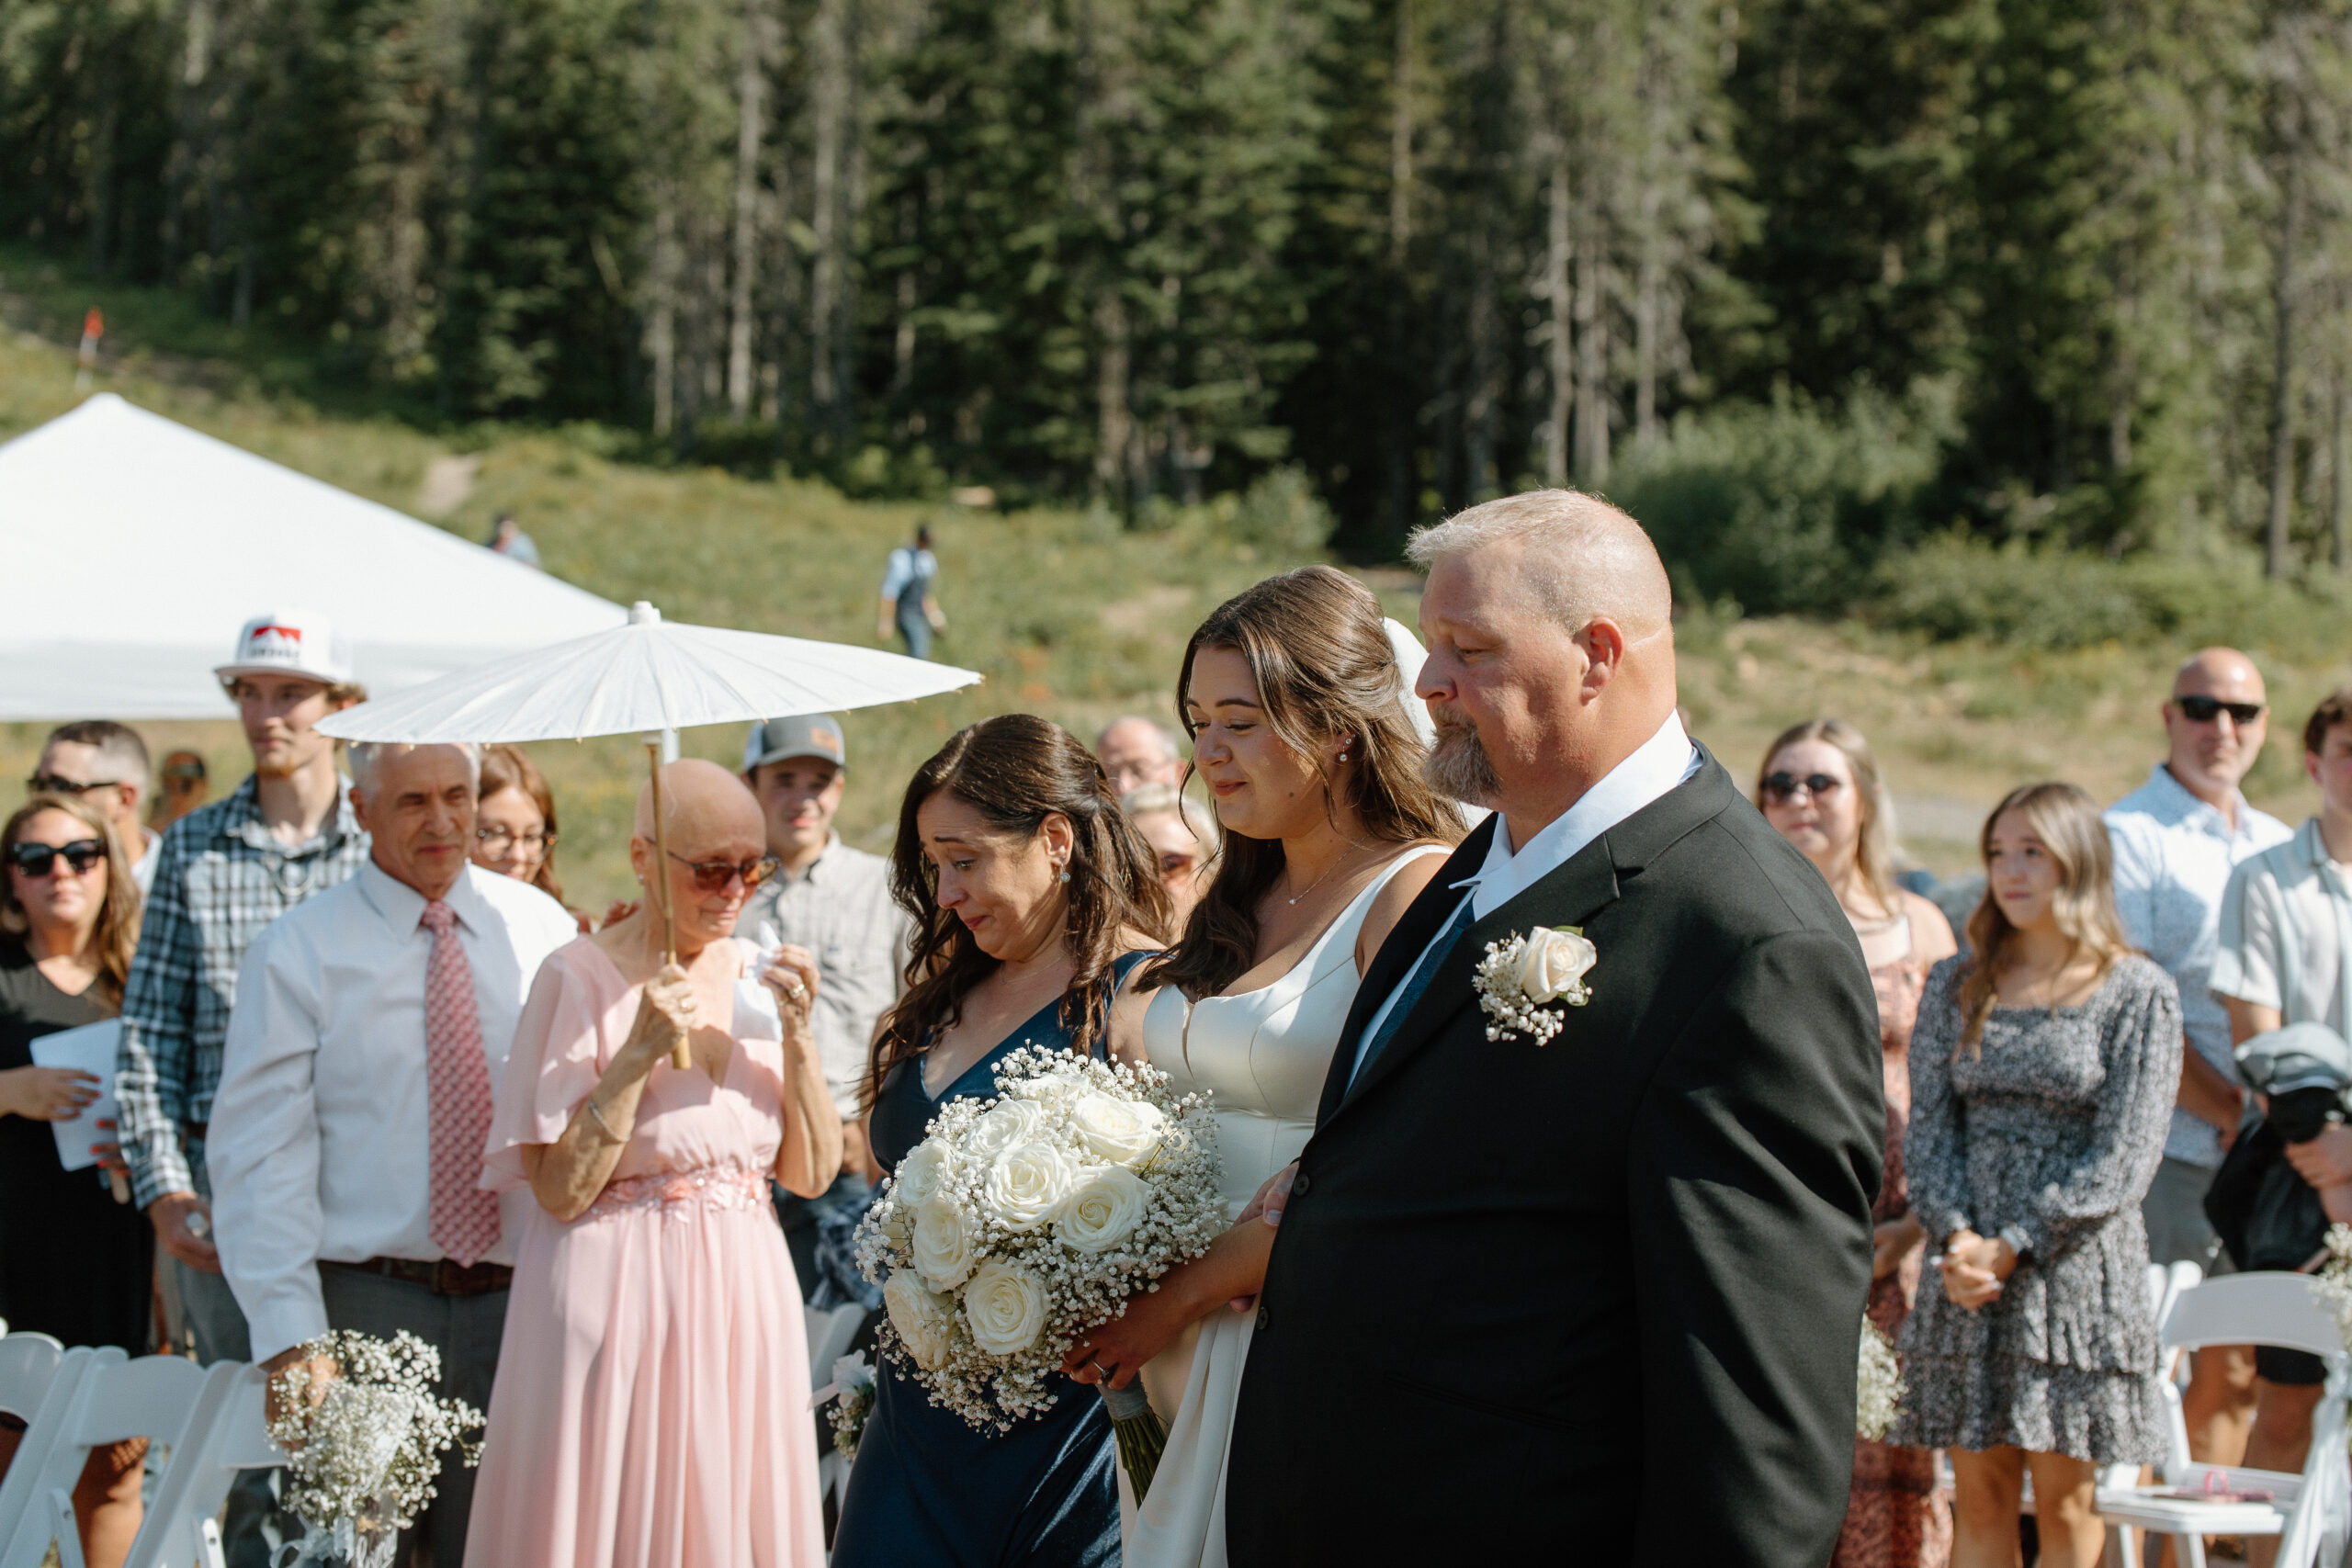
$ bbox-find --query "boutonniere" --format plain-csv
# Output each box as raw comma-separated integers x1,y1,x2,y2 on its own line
1472,926,1597,1045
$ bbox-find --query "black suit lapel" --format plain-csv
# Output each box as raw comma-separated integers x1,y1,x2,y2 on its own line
1312,818,1496,1126
1323,747,1744,1122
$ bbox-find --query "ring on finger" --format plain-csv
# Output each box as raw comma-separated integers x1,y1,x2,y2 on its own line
1087,1356,1112,1381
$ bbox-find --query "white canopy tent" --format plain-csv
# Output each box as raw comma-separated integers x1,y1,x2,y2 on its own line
0,394,626,719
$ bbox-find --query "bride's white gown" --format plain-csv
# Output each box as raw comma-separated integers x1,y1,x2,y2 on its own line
1121,846,1449,1568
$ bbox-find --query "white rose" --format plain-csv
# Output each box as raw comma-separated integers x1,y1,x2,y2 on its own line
1514,927,1597,1004
891,1140,952,1209
885,1269,957,1371
1013,1070,1086,1105
985,1139,1078,1231
1069,1093,1167,1168
962,1258,1048,1356
964,1098,1044,1161
1057,1164,1149,1253
911,1193,978,1290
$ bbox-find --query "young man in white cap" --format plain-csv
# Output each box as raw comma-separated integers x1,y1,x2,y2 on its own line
114,611,370,1566
736,713,908,1303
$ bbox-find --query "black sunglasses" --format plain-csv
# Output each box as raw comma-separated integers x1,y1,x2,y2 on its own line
667,851,780,893
2175,695,2266,727
1761,772,1843,805
7,839,107,877
26,773,124,797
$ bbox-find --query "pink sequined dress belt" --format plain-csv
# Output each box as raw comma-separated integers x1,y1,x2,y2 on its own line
583,1163,771,1223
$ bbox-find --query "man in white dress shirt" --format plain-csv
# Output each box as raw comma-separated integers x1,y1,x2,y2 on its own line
210,742,576,1566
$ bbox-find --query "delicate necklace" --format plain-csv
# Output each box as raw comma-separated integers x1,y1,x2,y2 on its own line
1280,841,1364,907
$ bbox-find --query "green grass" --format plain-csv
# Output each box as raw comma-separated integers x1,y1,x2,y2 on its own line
6,249,2350,901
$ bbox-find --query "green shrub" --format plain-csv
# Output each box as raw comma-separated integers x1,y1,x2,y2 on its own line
1228,466,1336,556
1612,380,1958,617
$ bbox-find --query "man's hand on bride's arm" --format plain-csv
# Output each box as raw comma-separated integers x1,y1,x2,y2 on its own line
1234,1162,1297,1228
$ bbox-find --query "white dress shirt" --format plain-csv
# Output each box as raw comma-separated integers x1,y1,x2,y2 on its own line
1351,711,1701,1082
211,860,579,1361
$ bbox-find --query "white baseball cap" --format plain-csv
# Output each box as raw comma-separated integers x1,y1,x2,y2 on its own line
214,610,355,685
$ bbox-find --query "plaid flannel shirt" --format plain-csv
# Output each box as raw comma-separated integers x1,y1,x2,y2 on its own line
115,774,369,1208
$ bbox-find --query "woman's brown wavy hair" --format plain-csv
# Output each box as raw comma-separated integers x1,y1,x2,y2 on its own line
479,743,567,906
866,715,1172,1107
0,793,143,1010
1955,781,2134,1055
1140,566,1462,1001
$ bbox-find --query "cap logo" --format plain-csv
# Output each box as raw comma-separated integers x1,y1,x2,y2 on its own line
818,732,843,758
249,625,303,653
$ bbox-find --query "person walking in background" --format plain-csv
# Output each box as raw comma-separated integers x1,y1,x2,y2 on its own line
830,715,1170,1568
468,761,835,1568
1067,567,1455,1568
151,750,209,833
1098,716,1187,797
876,524,945,659
1757,719,1958,1568
0,795,149,1568
209,742,578,1568
2208,687,2352,1563
31,721,161,893
486,513,541,567
1120,781,1219,931
1896,783,2178,1568
472,743,579,923
734,713,910,1307
113,610,369,1568
2104,649,2290,1475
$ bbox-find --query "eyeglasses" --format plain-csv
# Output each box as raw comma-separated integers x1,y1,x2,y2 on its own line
477,825,556,853
7,840,107,877
1158,852,1199,876
2174,695,2267,727
667,852,780,893
1761,772,1843,805
26,774,124,797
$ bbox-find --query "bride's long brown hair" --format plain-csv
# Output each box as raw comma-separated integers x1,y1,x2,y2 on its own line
1139,566,1461,1001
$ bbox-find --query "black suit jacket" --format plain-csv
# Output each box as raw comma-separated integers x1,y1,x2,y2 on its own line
1225,750,1883,1566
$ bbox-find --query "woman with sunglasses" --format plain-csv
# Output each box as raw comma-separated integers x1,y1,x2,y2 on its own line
468,760,839,1568
1756,719,1957,1568
1120,780,1219,927
0,795,150,1568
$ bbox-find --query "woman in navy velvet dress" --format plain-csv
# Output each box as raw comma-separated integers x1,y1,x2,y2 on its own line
831,715,1174,1568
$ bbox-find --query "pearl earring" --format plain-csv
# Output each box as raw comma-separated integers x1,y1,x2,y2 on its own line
1057,863,1071,885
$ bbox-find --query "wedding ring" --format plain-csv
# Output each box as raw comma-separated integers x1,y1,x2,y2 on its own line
1088,1357,1111,1380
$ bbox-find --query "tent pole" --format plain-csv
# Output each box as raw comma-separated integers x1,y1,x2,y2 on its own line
646,740,689,1070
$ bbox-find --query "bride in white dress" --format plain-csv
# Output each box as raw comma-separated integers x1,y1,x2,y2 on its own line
1066,566,1463,1568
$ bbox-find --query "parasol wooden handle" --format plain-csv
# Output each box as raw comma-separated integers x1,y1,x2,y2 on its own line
645,741,690,1071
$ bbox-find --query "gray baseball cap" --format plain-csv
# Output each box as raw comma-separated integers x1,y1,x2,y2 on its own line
743,713,848,773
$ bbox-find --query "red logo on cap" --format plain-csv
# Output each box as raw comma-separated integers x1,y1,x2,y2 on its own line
251,625,303,647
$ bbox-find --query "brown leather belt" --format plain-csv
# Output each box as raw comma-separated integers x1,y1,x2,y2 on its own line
326,1257,514,1297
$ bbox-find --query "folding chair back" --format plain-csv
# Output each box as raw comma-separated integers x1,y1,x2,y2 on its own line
0,1340,85,1558
805,1303,864,1391
0,1337,63,1425
128,1365,282,1568
2161,1272,2342,1359
0,1354,238,1568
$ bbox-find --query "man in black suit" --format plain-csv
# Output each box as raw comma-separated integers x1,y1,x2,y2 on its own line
1225,490,1883,1565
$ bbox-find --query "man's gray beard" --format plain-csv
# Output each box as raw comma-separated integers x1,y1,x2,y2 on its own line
1424,724,1501,807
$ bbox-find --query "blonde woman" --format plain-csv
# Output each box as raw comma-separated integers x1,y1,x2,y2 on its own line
0,795,148,1568
1757,720,1957,1568
1119,781,1219,927
1894,783,2178,1568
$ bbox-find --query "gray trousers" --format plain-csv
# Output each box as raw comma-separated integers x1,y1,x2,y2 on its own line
317,1265,508,1568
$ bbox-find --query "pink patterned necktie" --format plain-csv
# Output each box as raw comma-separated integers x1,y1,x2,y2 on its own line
420,899,500,1267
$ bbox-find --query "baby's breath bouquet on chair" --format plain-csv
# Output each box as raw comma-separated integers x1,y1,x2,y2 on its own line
1856,1316,1905,1442
265,1329,484,1567
854,1044,1222,1496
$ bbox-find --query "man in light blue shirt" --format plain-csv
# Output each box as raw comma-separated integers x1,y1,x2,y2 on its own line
2105,647,2290,1471
876,524,944,659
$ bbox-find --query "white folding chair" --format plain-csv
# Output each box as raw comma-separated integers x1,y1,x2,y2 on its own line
137,1364,283,1568
0,1336,63,1431
0,1345,111,1562
0,1352,240,1568
805,1303,865,1515
2095,1272,2352,1568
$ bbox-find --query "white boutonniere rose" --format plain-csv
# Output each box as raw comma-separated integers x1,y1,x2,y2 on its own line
1473,925,1596,1045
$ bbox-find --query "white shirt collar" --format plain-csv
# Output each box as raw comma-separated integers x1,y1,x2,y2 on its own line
1461,710,1700,920
354,858,488,933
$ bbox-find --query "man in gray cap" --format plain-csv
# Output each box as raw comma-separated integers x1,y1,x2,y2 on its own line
736,714,908,1303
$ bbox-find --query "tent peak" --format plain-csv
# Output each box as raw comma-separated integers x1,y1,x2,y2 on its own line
629,601,662,626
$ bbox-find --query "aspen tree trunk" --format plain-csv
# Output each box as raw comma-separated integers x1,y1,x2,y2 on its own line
809,0,848,428
1545,154,1571,487
1385,0,1417,534
1573,175,1610,484
727,0,767,418
650,197,679,437
1094,293,1132,502
2266,102,2304,579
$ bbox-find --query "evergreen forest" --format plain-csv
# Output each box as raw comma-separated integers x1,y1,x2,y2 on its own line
10,0,2352,620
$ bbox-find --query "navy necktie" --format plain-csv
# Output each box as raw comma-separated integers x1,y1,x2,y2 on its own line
1350,897,1475,1086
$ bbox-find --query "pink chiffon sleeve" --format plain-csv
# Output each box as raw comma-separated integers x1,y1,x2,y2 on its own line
481,942,619,1192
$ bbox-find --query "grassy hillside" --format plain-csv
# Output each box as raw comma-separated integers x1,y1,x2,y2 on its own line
6,247,2349,906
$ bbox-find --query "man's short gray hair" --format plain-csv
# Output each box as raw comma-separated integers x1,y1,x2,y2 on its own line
346,740,482,796
1098,716,1182,761
1406,489,1672,637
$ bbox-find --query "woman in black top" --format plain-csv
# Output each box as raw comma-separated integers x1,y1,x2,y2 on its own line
0,793,151,1567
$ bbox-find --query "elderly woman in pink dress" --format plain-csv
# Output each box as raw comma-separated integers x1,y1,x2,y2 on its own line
466,761,842,1567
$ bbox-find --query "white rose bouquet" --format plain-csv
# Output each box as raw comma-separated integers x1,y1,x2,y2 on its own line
265,1330,484,1567
854,1044,1222,1495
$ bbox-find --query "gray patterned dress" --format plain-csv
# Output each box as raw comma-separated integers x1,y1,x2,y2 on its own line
1892,953,2181,1464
